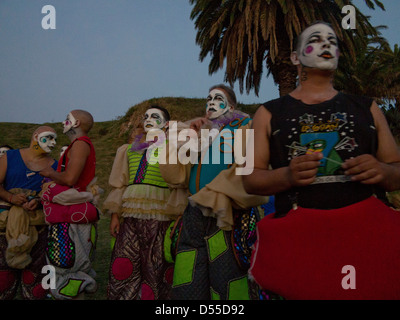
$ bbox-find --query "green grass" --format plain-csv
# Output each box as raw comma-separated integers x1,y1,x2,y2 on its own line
0,97,260,300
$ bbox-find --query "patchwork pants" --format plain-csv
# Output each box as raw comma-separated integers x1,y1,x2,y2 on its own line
172,204,253,300
46,223,97,300
107,217,174,300
0,226,48,300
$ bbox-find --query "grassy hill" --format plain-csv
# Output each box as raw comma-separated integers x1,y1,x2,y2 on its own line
0,97,259,299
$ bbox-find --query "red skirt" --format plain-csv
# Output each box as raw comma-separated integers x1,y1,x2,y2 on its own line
249,196,400,300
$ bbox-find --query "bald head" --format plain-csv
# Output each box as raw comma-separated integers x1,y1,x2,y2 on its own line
62,110,92,139
70,110,94,133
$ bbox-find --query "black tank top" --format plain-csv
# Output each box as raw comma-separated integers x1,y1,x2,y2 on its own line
263,92,379,216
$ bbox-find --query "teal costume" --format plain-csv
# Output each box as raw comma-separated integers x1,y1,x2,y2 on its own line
172,115,260,300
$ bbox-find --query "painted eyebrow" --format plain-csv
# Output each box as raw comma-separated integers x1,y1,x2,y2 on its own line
307,32,337,43
308,31,321,38
39,131,57,136
309,31,321,36
306,34,321,42
308,31,336,36
214,93,225,99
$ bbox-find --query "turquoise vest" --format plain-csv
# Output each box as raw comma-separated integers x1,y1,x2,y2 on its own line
127,145,168,188
188,117,251,195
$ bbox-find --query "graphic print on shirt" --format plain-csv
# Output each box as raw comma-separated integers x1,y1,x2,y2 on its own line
287,111,358,182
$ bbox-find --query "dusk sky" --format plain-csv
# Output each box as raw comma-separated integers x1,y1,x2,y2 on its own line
0,0,399,124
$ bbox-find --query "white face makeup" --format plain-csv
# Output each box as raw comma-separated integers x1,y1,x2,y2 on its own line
63,112,78,134
206,89,231,120
37,131,57,153
296,23,339,70
0,147,10,158
143,108,167,133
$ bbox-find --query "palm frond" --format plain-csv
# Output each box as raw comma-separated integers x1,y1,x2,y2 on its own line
189,0,389,96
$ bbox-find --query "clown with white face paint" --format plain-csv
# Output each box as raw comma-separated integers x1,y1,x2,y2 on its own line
206,89,232,119
0,126,58,298
291,22,339,71
103,105,178,300
245,21,400,300
157,84,270,300
39,110,99,300
37,131,57,153
62,112,78,134
143,108,168,132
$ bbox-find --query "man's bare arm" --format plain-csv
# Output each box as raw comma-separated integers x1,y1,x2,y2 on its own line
342,101,400,191
40,140,90,187
243,106,322,196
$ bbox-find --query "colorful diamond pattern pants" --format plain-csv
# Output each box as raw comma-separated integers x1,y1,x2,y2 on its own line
172,204,256,300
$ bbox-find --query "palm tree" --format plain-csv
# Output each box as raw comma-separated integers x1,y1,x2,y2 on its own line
189,0,385,97
335,28,400,104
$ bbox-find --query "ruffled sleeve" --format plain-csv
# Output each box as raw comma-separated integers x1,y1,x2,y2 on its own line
159,123,192,216
189,120,269,230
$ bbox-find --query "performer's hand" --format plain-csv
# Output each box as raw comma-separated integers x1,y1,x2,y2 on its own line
39,166,55,178
22,199,39,211
10,193,28,206
342,154,384,184
110,213,120,238
190,116,211,132
287,152,323,187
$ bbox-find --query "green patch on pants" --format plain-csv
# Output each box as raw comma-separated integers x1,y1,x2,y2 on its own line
172,250,197,287
90,225,97,246
228,276,250,300
59,279,83,297
163,221,175,264
210,287,221,300
206,229,228,261
110,237,116,250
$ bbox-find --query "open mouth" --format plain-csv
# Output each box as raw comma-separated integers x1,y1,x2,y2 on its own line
145,124,153,128
208,107,217,112
319,51,333,59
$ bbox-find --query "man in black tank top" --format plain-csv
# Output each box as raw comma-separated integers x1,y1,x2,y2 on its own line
243,21,400,300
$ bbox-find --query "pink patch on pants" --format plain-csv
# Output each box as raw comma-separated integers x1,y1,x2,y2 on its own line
0,270,15,293
141,283,155,300
32,283,47,299
112,257,133,281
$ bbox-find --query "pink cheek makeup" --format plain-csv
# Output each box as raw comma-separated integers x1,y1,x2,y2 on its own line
305,45,314,55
